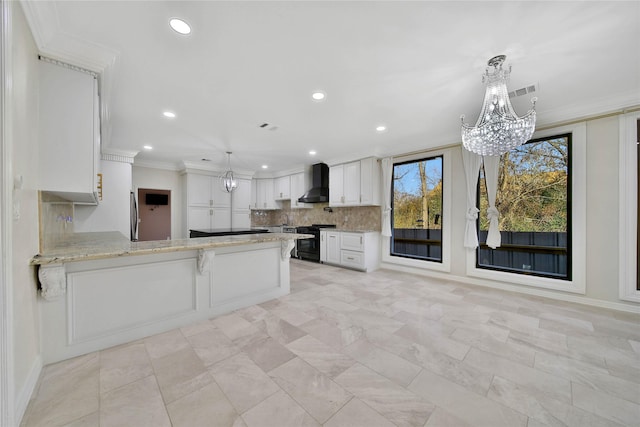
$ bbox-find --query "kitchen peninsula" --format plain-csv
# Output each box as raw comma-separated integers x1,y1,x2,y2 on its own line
31,231,311,363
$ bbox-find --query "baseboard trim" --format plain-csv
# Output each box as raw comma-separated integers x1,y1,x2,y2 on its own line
14,355,42,426
380,262,640,314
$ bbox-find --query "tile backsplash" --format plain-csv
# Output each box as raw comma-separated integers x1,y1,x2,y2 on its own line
252,201,381,231
39,192,74,253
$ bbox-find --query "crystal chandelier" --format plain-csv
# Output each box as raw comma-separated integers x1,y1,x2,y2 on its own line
461,55,537,156
220,151,237,193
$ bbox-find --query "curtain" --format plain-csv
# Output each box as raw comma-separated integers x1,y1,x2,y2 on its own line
483,155,502,249
381,157,393,237
461,148,483,248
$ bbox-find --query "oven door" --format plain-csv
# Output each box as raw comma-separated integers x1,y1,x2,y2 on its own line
296,228,320,261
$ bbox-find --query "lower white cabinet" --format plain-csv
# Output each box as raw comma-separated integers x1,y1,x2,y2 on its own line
320,230,380,272
321,231,341,264
188,207,231,231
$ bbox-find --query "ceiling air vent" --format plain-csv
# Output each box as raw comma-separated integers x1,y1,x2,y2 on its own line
258,122,278,131
509,83,538,98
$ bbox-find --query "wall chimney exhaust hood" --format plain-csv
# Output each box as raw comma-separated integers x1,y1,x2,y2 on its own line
298,163,329,203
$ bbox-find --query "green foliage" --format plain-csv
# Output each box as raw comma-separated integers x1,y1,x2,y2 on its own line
393,158,443,230
479,137,568,232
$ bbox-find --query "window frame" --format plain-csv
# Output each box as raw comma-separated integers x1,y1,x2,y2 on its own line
466,122,587,294
475,133,572,281
619,111,640,302
390,155,444,263
382,148,451,273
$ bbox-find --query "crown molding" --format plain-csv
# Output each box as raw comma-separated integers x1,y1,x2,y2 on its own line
132,159,183,172
101,148,138,164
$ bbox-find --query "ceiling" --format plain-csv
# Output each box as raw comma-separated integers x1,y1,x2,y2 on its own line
21,1,640,174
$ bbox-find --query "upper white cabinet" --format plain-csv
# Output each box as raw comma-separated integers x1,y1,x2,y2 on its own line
38,59,100,204
329,157,380,207
251,178,278,210
186,174,231,208
231,178,252,228
290,171,312,209
274,176,291,200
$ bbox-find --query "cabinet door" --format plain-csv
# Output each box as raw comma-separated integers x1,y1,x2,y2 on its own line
275,176,291,200
359,157,380,206
341,232,364,252
343,161,361,205
329,165,344,206
188,174,213,206
325,231,341,264
212,178,232,208
290,172,312,209
232,178,252,211
212,208,231,229
38,60,98,197
256,179,277,209
188,207,212,231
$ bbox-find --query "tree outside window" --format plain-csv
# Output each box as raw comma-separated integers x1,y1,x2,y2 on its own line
477,134,571,279
391,156,443,262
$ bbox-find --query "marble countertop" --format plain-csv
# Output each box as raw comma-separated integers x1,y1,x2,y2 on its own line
31,231,313,265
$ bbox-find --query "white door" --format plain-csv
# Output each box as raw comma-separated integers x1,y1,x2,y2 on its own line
326,231,341,264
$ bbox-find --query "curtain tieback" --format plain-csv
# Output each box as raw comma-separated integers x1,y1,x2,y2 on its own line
466,207,479,221
487,207,499,220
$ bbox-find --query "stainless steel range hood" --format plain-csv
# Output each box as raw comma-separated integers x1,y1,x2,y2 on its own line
298,163,329,203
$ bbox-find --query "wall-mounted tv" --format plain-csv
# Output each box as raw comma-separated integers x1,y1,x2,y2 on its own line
145,193,169,205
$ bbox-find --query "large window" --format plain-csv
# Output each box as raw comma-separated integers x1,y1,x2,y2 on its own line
477,134,571,280
391,156,443,262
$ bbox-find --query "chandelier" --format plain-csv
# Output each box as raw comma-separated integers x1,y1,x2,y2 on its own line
220,151,237,193
461,55,537,156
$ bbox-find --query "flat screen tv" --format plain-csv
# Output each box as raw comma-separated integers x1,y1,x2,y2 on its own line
145,193,169,205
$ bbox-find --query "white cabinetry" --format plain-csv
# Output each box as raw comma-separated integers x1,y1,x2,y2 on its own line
290,172,312,209
320,230,341,264
274,176,291,200
251,179,278,210
184,173,232,235
231,178,252,228
320,231,380,272
329,158,380,207
38,59,100,204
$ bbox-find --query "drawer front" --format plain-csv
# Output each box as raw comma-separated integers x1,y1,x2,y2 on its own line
341,250,364,269
341,232,364,251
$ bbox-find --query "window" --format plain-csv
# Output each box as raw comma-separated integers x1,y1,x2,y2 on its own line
477,134,571,280
391,156,443,262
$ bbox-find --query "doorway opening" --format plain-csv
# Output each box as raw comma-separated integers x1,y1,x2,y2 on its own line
137,188,171,241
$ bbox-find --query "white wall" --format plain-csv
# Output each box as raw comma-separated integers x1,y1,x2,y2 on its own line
74,159,132,237
382,115,639,312
11,2,42,421
132,165,183,239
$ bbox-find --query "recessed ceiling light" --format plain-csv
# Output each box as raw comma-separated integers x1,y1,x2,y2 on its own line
376,125,387,132
169,18,191,35
311,91,326,101
262,165,268,169
309,150,317,155
143,145,153,150
163,111,176,118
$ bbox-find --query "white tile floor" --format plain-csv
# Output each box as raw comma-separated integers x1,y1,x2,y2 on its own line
22,260,640,426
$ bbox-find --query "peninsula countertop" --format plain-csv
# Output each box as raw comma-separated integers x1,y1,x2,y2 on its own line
31,231,313,265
